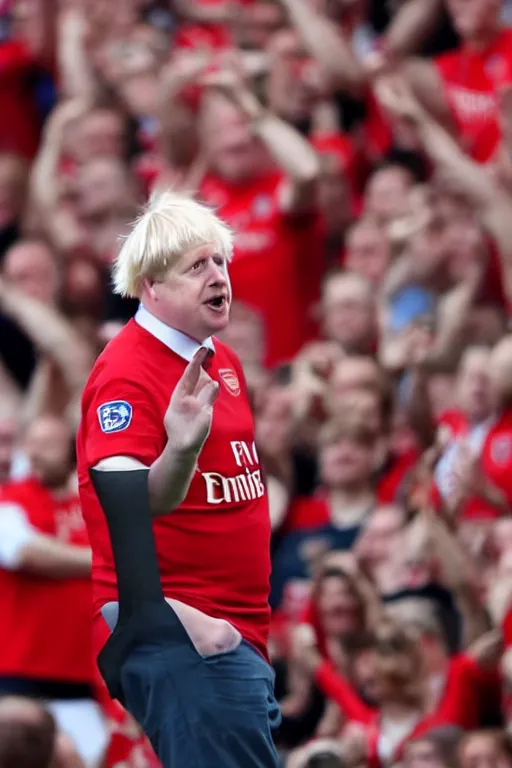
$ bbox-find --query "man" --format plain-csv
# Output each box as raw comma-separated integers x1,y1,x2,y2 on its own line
0,416,107,767
76,190,281,767
197,60,320,368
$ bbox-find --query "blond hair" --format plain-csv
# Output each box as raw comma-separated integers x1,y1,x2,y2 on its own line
112,189,233,298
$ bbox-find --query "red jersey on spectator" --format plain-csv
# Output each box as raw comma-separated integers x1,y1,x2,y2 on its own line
433,408,512,520
77,308,272,660
480,408,512,504
173,0,233,50
434,409,499,520
0,478,93,683
435,28,512,163
0,40,40,158
315,653,482,768
376,450,418,505
199,170,321,367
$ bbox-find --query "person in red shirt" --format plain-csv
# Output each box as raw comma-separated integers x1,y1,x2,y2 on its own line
76,190,281,767
293,618,483,768
0,415,108,766
441,336,512,519
198,58,321,367
434,346,499,521
403,0,512,163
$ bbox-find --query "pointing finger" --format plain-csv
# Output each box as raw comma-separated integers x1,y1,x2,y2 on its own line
176,348,209,395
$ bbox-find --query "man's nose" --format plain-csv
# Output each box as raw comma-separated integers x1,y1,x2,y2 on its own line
208,262,228,284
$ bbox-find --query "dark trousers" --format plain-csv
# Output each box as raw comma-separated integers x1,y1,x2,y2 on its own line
118,608,281,768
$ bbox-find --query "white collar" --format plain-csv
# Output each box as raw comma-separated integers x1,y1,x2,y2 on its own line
134,305,215,362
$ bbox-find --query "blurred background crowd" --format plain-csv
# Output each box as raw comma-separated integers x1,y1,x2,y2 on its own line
5,0,512,765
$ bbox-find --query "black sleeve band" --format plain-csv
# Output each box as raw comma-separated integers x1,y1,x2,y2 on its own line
89,468,164,622
89,468,176,701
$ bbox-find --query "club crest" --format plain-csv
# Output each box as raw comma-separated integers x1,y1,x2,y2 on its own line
219,369,241,397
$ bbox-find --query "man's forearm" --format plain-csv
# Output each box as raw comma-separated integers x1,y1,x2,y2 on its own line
20,536,91,579
281,0,364,94
0,287,93,391
148,441,200,516
412,103,512,272
412,108,495,207
236,90,318,187
384,0,443,60
254,111,319,185
58,11,97,100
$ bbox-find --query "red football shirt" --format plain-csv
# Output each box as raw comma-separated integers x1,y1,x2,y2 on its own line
433,409,500,520
479,408,512,506
199,170,322,367
433,408,512,520
0,478,93,683
77,308,272,659
435,28,512,163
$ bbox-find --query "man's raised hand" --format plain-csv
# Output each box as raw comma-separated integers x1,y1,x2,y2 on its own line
164,348,220,454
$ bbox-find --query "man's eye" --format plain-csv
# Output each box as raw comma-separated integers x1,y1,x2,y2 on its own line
192,261,203,271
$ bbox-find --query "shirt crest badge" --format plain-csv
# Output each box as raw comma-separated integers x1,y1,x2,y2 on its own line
97,401,133,433
219,369,241,397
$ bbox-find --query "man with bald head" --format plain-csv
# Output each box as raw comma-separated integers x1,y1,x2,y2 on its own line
0,416,107,765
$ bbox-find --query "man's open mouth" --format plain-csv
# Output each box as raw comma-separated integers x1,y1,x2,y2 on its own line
205,296,226,310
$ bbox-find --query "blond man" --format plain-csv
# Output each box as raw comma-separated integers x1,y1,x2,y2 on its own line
76,191,280,767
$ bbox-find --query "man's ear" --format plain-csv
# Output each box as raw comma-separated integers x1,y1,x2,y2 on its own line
142,277,157,300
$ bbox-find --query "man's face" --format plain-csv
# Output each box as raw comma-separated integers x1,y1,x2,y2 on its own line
76,110,125,162
24,417,72,489
3,242,58,304
456,349,493,421
356,506,405,567
489,338,512,402
364,167,412,224
318,574,362,637
75,159,130,218
404,740,445,768
445,0,501,40
329,358,380,407
322,279,375,351
461,735,508,768
266,30,323,122
346,224,390,285
202,97,266,183
320,437,373,488
234,0,284,50
150,244,231,341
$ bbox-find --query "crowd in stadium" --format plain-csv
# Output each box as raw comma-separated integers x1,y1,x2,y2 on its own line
3,0,512,765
